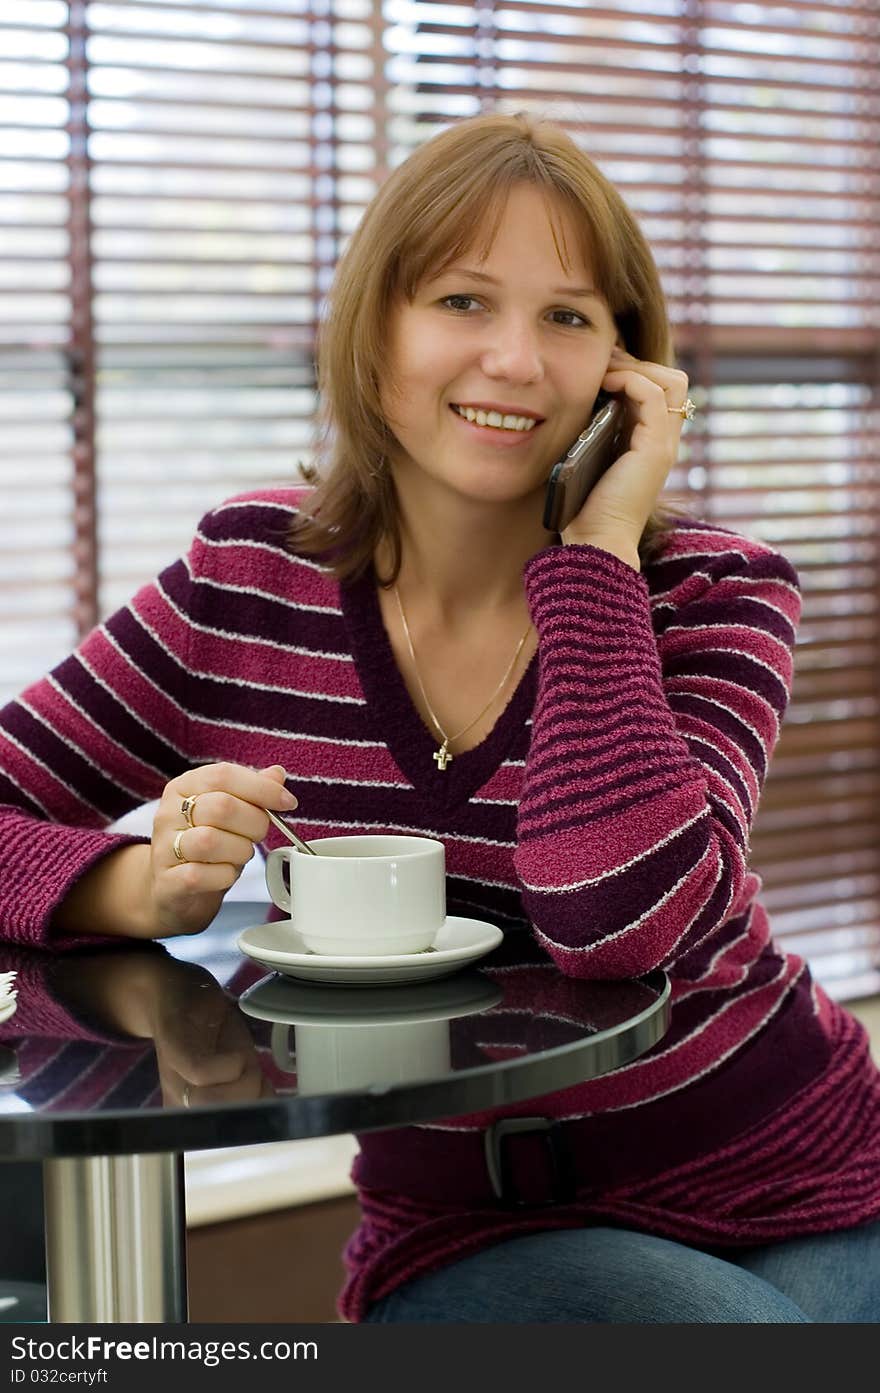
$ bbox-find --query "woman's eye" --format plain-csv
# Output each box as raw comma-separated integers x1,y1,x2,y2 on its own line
437,297,589,325
441,295,481,313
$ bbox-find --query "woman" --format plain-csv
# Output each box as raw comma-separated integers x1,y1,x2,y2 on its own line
0,113,877,1322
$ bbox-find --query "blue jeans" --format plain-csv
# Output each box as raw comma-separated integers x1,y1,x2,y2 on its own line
363,1221,880,1323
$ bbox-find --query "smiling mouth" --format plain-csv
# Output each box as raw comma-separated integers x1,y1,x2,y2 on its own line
451,404,540,433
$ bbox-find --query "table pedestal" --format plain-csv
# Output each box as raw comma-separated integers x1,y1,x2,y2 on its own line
43,1153,187,1322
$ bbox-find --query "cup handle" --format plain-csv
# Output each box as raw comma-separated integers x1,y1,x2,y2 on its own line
271,1023,296,1073
265,847,291,915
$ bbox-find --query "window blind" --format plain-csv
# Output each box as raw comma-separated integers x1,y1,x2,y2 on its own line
1,0,878,996
0,1,79,695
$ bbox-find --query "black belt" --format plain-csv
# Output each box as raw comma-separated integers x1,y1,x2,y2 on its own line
483,1117,578,1206
356,1115,608,1210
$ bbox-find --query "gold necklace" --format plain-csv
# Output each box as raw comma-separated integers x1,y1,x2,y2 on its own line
393,585,533,771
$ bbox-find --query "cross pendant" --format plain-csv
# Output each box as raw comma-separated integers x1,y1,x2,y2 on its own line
433,743,452,771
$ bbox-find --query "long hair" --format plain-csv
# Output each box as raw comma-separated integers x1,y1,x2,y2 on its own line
292,112,678,581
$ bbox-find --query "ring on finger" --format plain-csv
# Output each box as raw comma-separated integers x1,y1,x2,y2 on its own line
172,829,189,864
668,398,696,421
180,793,201,828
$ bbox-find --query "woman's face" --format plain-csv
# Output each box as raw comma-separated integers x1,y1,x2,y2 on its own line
380,182,619,514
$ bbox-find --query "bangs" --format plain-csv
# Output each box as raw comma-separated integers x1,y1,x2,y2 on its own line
393,180,512,301
391,170,625,315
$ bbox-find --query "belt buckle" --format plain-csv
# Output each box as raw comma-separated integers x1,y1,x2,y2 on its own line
484,1116,576,1208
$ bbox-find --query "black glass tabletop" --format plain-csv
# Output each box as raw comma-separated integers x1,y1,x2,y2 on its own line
0,903,669,1158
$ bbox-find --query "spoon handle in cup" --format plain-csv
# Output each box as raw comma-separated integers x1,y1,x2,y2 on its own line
264,806,317,856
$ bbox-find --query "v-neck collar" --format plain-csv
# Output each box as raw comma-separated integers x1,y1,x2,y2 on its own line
340,566,538,812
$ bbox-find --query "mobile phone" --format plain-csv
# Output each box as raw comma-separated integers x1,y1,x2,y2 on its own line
542,394,628,533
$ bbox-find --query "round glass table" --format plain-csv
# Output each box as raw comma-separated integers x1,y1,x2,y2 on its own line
0,902,669,1323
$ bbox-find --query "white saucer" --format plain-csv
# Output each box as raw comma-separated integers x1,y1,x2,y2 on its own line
238,970,503,1025
236,915,504,986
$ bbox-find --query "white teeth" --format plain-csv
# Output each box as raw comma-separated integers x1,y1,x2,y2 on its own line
453,405,537,432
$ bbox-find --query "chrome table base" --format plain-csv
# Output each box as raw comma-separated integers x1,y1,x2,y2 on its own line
43,1153,187,1322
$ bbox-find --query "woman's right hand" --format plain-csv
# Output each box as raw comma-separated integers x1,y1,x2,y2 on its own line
144,762,297,937
56,762,297,940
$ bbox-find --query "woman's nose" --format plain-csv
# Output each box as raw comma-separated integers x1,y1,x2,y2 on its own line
480,321,544,385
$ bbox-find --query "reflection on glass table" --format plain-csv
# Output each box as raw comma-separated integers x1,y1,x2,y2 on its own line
239,972,504,1095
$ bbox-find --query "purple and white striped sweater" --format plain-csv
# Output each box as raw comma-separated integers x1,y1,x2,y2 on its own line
0,488,878,1319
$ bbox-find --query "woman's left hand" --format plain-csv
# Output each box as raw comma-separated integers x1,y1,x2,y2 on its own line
560,347,691,569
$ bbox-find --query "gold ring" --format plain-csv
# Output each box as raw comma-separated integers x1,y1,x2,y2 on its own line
180,794,200,828
172,829,188,863
668,398,696,421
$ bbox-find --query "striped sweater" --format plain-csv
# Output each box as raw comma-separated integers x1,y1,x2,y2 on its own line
0,488,878,1320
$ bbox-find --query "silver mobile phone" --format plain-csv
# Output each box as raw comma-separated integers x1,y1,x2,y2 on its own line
542,396,628,533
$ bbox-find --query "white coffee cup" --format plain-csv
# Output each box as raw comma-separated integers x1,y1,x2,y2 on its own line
264,833,446,956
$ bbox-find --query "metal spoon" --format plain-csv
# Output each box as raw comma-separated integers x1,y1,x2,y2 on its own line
264,806,317,856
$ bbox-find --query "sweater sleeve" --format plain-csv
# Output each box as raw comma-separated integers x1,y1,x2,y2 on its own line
514,536,801,978
0,488,310,950
0,553,199,947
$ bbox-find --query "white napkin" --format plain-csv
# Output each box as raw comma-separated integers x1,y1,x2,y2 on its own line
0,970,17,1021
0,971,19,1085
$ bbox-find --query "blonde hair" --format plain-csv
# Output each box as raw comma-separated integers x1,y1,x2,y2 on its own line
293,112,677,580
